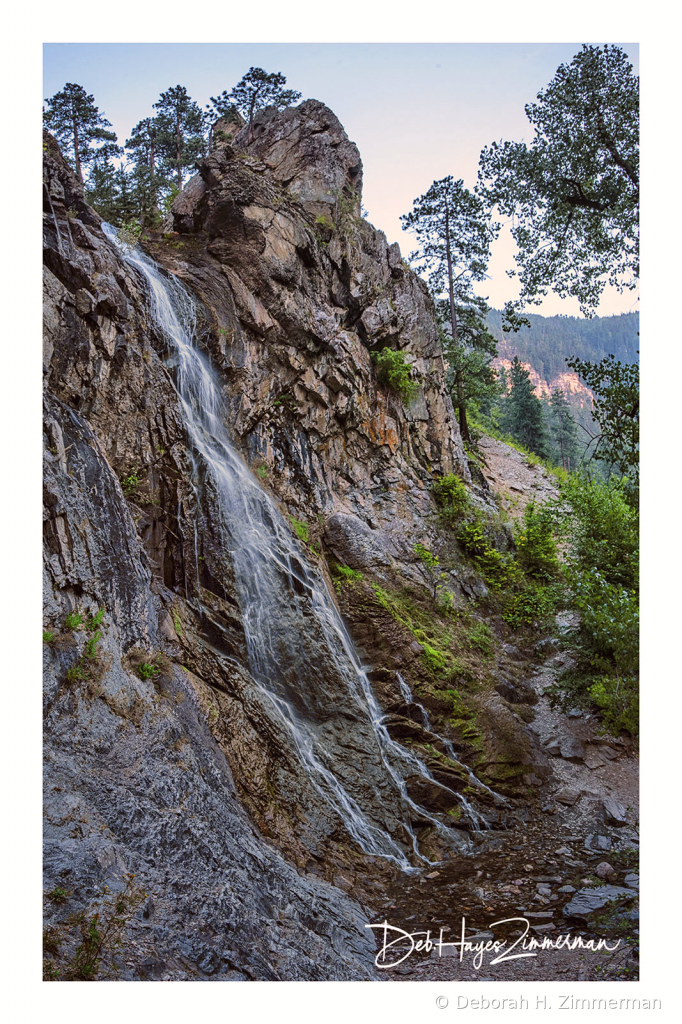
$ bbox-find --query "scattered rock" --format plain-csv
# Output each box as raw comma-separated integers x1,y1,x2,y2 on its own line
585,834,612,852
602,797,629,827
555,787,582,806
559,736,585,762
584,749,607,770
558,885,576,894
554,846,572,857
624,874,639,890
563,886,634,921
595,861,616,880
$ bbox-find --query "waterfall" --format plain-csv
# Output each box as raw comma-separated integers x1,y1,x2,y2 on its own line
104,224,486,869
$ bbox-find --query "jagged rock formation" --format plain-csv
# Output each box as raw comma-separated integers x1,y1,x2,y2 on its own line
42,105,540,981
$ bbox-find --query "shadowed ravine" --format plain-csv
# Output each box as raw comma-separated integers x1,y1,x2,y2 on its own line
103,223,495,870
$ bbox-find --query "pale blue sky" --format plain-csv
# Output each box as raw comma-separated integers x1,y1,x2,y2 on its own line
44,42,639,317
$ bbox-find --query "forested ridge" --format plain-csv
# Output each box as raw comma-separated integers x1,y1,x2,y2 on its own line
487,309,639,384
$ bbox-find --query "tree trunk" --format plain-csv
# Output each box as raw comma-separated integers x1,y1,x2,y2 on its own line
248,97,256,142
445,205,470,443
176,114,182,192
72,105,82,183
150,140,158,211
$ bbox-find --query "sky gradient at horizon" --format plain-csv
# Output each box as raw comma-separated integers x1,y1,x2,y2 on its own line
43,42,639,319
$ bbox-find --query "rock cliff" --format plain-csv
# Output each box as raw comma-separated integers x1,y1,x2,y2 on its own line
42,105,541,981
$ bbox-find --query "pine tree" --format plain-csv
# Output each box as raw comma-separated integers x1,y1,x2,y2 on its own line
224,68,302,142
500,357,551,458
124,118,164,217
479,45,638,316
205,94,244,151
400,177,499,441
548,388,581,471
84,157,138,226
43,83,118,182
152,86,207,192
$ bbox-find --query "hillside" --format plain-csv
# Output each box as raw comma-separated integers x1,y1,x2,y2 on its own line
485,308,639,432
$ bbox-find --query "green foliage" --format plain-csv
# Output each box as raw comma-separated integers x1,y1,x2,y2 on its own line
43,82,118,182
43,630,55,644
515,501,560,580
487,308,639,385
152,85,207,191
255,464,269,480
548,387,581,472
499,357,551,458
457,518,520,591
117,220,143,252
217,67,301,141
400,176,499,441
44,874,147,981
421,643,447,673
87,608,105,631
464,621,495,658
555,474,637,589
432,474,469,523
315,213,335,232
567,354,639,484
332,564,363,593
119,465,143,496
373,347,419,403
64,610,84,631
137,660,161,682
288,516,309,544
479,45,638,315
502,580,561,629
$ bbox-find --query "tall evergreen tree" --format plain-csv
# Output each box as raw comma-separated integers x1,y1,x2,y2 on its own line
153,86,207,192
205,94,244,151
43,83,118,182
84,156,137,226
224,68,302,142
548,387,581,470
401,177,499,441
479,44,639,318
500,357,551,458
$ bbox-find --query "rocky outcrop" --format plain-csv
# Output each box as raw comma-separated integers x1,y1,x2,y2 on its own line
42,106,540,983
159,98,469,553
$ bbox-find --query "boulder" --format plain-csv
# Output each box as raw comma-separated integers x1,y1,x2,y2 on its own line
563,886,634,921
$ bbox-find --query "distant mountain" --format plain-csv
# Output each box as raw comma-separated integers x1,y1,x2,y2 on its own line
486,309,639,431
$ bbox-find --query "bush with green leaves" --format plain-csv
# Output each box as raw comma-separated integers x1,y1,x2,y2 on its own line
373,348,419,403
555,474,637,589
433,474,469,523
515,500,560,580
457,518,520,591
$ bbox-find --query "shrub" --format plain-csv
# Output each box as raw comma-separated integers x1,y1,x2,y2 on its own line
43,630,55,644
515,501,560,580
433,474,469,523
555,474,638,589
137,661,161,682
64,610,84,631
457,518,520,591
373,348,419,403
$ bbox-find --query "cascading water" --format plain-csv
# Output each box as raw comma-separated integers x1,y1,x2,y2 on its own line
104,224,492,869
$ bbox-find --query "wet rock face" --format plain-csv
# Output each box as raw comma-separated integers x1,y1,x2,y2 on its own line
43,130,379,980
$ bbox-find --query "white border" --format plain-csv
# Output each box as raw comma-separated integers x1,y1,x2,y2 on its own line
3,2,679,1020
